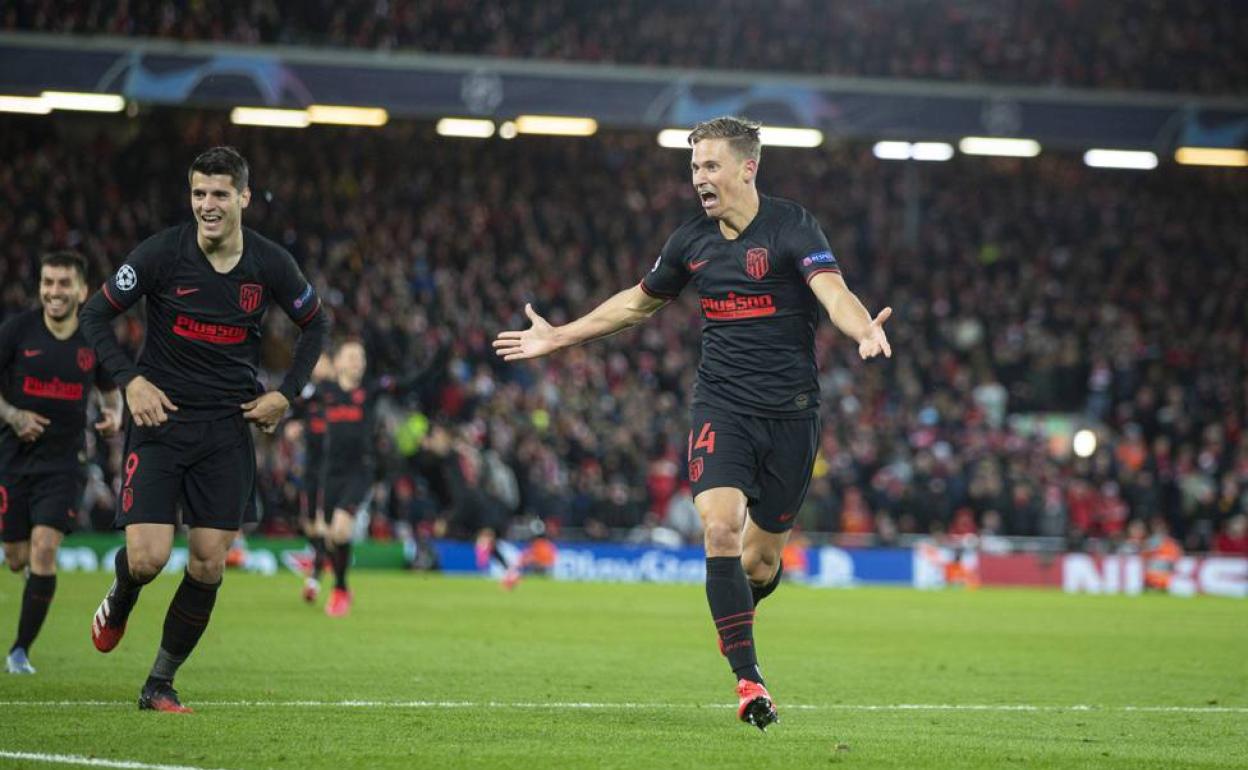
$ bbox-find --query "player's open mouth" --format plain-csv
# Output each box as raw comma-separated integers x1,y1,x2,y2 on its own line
201,213,222,225
699,190,718,208
45,298,67,312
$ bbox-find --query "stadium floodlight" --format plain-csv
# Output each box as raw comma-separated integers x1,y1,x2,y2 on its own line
657,129,691,149
958,136,1041,157
910,142,955,161
0,95,52,114
1072,429,1097,458
230,107,310,128
1174,147,1248,168
872,141,954,161
41,91,124,113
436,118,496,139
1083,149,1158,170
758,127,823,148
872,141,912,160
514,115,598,136
307,105,389,127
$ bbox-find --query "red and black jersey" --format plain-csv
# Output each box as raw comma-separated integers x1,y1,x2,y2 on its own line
317,365,438,480
319,381,382,478
640,194,841,418
289,381,328,474
81,223,328,421
0,309,116,473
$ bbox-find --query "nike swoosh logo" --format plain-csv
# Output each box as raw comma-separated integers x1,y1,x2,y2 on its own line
689,259,711,272
23,350,42,357
175,287,200,296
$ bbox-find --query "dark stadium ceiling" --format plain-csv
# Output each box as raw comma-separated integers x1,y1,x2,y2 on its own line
1,32,1246,154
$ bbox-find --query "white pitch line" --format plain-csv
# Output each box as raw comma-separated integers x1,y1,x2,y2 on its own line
0,700,1245,714
0,750,235,770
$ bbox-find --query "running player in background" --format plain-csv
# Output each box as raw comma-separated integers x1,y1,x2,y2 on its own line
318,340,445,617
1,251,122,674
494,117,891,730
80,146,329,712
289,353,334,603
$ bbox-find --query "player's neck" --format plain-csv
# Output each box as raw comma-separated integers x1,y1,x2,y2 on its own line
43,310,79,340
197,227,245,273
716,190,760,241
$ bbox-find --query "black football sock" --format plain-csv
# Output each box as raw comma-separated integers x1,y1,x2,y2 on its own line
309,535,327,580
750,562,784,606
149,571,220,684
109,547,150,619
333,542,351,590
13,573,56,653
706,556,763,685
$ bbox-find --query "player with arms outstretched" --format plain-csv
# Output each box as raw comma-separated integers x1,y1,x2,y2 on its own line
1,251,122,674
80,146,329,712
494,117,891,730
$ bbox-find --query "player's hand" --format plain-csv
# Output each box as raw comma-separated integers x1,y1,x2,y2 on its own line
126,376,178,427
7,409,50,442
858,307,893,360
242,391,290,434
492,304,560,361
93,408,122,438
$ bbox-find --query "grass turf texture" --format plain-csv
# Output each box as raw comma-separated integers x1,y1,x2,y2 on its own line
0,572,1244,769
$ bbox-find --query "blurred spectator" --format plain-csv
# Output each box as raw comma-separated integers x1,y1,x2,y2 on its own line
0,110,1245,550
6,0,1245,94
1214,514,1248,556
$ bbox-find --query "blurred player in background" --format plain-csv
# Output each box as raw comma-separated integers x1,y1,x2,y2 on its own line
1,251,122,674
495,116,891,730
80,146,329,712
318,340,444,617
289,352,334,603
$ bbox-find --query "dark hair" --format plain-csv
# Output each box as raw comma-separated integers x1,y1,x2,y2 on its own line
40,250,88,282
188,146,249,190
687,116,762,162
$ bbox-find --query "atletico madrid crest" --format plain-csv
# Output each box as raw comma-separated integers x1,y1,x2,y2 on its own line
745,248,769,280
77,347,95,372
239,283,263,313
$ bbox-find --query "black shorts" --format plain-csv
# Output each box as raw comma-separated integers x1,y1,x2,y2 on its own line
117,414,256,531
0,470,84,543
687,404,819,534
322,472,370,519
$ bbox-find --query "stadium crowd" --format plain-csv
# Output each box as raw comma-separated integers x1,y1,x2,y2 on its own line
4,0,1246,95
0,111,1245,554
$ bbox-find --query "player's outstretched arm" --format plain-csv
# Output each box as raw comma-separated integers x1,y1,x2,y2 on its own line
493,285,667,362
808,272,892,360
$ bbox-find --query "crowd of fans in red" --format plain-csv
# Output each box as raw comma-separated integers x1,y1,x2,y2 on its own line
1,112,1245,555
5,0,1245,95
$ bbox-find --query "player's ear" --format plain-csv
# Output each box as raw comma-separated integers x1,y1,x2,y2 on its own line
742,158,758,184
239,186,252,209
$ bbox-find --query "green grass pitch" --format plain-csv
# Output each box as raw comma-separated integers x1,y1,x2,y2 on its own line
0,572,1244,769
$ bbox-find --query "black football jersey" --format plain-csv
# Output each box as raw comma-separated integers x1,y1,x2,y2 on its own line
87,223,323,420
0,310,116,473
640,194,841,418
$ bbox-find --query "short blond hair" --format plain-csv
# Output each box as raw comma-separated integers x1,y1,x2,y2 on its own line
687,116,762,162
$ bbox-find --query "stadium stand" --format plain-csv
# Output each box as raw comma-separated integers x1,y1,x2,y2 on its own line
4,0,1246,95
2,111,1244,552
